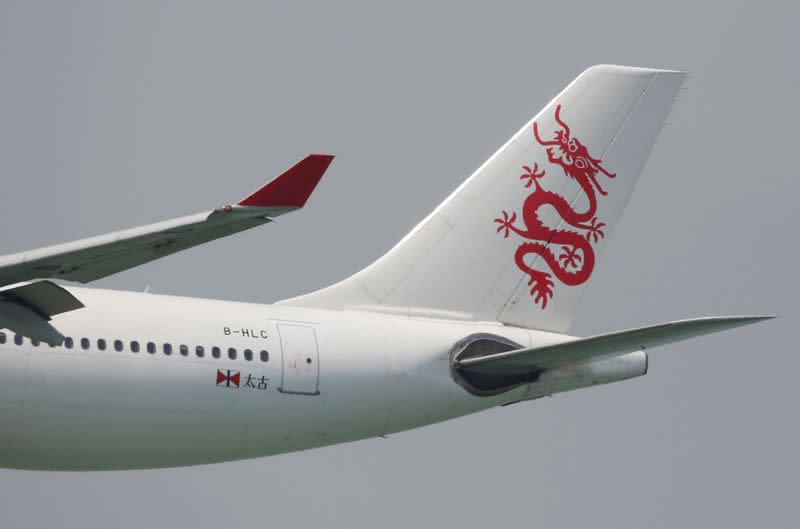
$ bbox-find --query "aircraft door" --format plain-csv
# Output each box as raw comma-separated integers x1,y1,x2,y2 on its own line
277,324,320,395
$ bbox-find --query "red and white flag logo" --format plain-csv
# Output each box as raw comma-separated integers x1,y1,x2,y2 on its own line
216,369,240,388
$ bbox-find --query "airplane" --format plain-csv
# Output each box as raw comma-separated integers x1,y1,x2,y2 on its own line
0,64,770,470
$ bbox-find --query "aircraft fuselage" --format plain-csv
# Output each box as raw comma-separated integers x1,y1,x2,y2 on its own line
0,287,643,470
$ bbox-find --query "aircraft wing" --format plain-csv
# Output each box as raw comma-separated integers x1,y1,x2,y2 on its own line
457,316,773,375
0,154,333,288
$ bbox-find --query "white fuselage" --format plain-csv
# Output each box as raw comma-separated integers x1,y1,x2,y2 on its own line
0,287,644,470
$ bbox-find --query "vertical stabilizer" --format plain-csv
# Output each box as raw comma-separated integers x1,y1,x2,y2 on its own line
279,65,685,332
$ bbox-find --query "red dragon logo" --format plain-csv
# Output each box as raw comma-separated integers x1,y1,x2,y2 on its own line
494,104,616,309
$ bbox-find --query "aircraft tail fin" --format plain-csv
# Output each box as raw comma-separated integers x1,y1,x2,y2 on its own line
279,65,686,332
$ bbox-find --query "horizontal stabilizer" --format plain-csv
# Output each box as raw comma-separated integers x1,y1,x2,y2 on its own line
458,316,774,375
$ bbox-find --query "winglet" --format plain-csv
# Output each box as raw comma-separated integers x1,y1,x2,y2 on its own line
237,154,334,208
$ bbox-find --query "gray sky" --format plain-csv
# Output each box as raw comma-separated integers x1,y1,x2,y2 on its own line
0,1,797,527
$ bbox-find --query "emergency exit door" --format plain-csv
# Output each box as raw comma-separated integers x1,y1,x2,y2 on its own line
277,324,320,395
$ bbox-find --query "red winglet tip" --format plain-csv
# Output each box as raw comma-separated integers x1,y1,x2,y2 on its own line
237,154,334,208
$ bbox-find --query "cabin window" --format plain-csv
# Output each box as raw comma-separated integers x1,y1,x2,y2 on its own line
31,338,40,347
114,340,123,352
0,332,5,344
147,342,156,354
81,338,90,350
130,341,140,353
228,347,237,360
179,344,189,356
64,337,73,349
212,346,221,359
260,350,269,362
14,334,22,346
97,339,106,351
195,345,205,358
244,349,253,361
162,343,171,355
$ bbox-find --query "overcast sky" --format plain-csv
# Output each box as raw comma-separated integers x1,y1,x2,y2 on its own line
0,1,797,527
